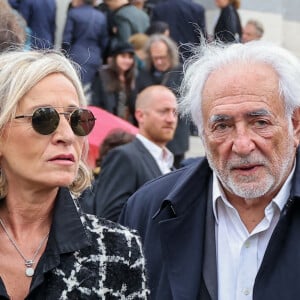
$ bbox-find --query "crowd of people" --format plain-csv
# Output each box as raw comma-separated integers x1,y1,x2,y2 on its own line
5,1,299,300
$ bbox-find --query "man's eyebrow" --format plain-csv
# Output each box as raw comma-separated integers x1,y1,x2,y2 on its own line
209,109,272,123
247,109,271,117
209,114,232,123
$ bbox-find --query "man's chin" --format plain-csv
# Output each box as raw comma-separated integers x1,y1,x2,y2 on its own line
226,180,273,199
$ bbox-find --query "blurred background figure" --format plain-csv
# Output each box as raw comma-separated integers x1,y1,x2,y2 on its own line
0,0,26,51
145,20,170,36
242,19,264,43
93,129,135,177
151,0,206,61
129,0,145,11
128,32,149,72
88,85,177,222
62,0,109,88
214,0,242,43
137,34,190,167
137,34,180,91
18,0,56,49
104,0,149,50
81,128,135,216
91,41,137,124
143,0,164,17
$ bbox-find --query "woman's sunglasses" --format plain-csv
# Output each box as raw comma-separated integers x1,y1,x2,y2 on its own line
15,107,96,136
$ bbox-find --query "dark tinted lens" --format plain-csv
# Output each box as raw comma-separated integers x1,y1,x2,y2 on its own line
32,107,59,135
70,109,95,136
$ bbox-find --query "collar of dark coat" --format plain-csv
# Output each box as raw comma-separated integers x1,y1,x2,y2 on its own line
152,157,211,220
290,148,300,198
47,187,91,255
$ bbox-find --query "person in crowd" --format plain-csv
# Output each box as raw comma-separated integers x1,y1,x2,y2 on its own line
104,0,149,46
151,0,206,61
242,19,264,43
142,0,165,17
3,0,31,49
62,0,109,87
0,49,149,299
129,0,145,11
145,21,170,36
119,40,300,299
93,129,135,177
128,32,149,72
91,41,137,124
214,0,242,43
0,0,26,51
90,85,177,222
137,34,190,168
18,0,56,49
81,129,136,213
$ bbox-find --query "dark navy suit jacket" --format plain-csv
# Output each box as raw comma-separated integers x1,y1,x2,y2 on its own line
62,5,109,85
18,0,56,49
91,138,163,222
120,151,300,299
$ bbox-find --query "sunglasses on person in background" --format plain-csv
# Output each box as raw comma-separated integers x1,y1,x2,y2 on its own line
15,107,96,136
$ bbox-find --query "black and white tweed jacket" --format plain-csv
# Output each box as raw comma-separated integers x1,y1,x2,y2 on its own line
46,215,149,299
1,188,149,299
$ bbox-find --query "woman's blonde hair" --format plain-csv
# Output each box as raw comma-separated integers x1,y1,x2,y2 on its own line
0,49,93,198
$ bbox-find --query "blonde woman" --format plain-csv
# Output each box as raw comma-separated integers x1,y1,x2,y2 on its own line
0,49,148,299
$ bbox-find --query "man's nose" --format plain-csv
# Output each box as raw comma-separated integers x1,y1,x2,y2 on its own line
231,126,255,156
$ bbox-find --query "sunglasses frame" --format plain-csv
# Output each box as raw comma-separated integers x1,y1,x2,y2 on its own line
15,106,96,136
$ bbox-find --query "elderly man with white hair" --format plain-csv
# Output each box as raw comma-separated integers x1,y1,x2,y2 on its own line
120,40,300,299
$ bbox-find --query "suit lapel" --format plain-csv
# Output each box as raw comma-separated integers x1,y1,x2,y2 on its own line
157,162,213,299
202,181,218,300
133,138,163,176
159,213,204,300
158,161,217,300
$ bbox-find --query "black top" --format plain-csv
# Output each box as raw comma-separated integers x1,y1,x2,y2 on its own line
0,187,148,299
214,4,242,43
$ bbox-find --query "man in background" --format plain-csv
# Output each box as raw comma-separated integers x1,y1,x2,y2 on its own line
242,19,264,43
137,34,190,168
151,0,206,61
91,85,177,222
104,0,149,45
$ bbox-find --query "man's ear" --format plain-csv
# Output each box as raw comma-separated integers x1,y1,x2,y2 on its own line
134,109,143,125
292,108,300,146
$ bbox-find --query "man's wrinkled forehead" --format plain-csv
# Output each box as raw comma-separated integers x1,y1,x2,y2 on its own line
202,62,280,103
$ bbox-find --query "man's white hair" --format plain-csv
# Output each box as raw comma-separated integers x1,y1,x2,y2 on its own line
179,40,300,135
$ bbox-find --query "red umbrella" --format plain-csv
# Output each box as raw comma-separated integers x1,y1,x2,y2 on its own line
87,106,139,168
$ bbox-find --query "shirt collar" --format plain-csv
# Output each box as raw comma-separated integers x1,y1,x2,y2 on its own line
212,162,296,223
47,187,91,255
136,133,174,168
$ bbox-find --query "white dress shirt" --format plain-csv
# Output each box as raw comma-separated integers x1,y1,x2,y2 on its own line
212,165,295,300
136,134,174,174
